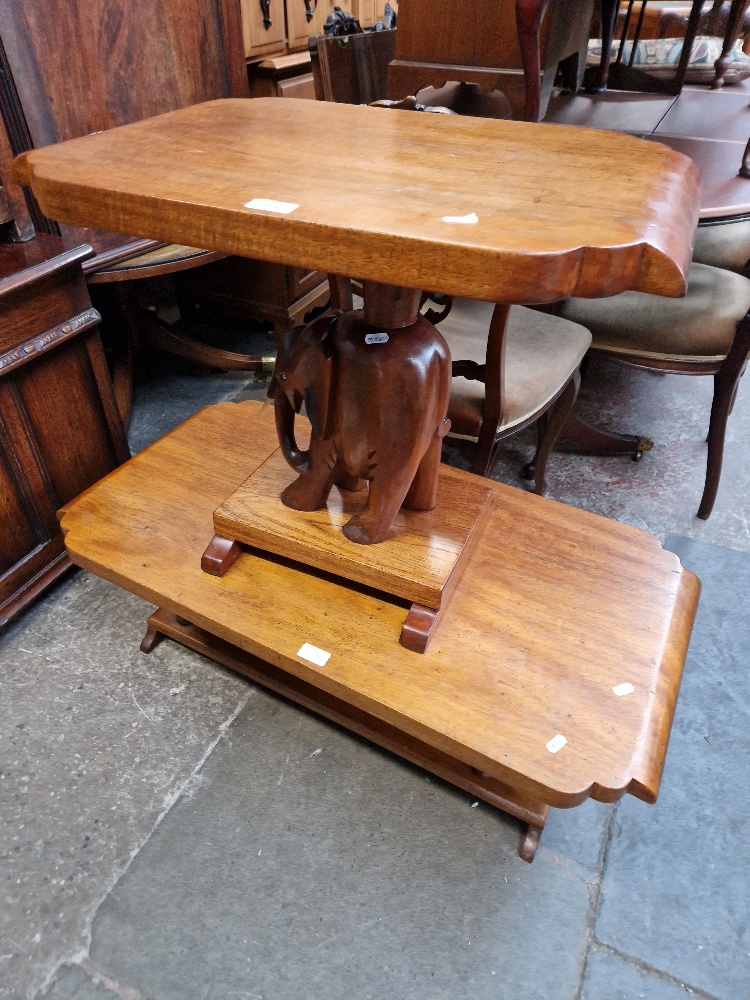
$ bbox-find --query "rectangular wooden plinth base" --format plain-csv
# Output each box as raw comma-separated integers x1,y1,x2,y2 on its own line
142,607,549,862
211,444,495,610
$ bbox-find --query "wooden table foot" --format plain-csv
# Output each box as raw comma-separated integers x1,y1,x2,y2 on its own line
520,823,543,863
400,603,440,653
142,606,551,862
201,534,242,576
140,621,166,653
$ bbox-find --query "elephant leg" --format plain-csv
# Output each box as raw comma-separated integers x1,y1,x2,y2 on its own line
343,464,418,545
281,436,337,512
334,467,367,493
403,418,450,511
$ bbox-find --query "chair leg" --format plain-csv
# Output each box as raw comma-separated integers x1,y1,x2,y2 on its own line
698,317,750,519
89,282,140,429
470,419,500,477
528,369,581,496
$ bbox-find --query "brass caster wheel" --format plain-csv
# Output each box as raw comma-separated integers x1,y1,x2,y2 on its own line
632,437,654,462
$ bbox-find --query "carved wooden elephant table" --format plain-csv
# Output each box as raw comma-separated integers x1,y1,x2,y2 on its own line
19,100,703,859
14,98,700,649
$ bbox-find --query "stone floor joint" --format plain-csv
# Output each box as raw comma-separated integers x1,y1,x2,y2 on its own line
78,957,144,1000
590,941,721,1000
572,801,619,1000
33,688,255,999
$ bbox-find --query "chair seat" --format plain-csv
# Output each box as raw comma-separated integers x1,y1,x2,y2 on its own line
556,262,750,364
692,220,750,276
441,301,591,439
99,243,211,272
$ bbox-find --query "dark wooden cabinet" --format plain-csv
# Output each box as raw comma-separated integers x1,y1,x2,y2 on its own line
176,255,329,339
0,236,129,627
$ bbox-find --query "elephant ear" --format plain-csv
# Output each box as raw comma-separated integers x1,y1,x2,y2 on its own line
305,316,338,441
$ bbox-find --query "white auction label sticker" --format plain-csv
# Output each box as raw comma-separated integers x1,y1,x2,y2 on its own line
245,198,299,214
442,212,478,224
365,332,389,345
613,682,635,697
546,734,567,754
297,643,331,666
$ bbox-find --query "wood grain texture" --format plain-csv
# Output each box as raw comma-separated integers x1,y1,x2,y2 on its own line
0,235,128,626
143,606,550,860
0,0,248,251
212,443,495,607
59,400,700,809
14,98,700,302
389,0,595,121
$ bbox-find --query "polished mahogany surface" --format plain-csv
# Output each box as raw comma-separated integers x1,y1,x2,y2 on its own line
15,98,700,302
59,401,699,810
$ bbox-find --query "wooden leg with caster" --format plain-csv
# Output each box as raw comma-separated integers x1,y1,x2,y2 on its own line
561,412,653,460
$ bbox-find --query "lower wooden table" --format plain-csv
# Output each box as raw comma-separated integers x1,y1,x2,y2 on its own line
59,400,700,862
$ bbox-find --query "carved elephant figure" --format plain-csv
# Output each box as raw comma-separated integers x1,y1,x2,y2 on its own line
268,310,451,544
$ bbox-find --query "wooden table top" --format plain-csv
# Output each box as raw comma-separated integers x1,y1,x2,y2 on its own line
59,401,699,809
649,135,750,220
546,91,750,220
14,98,700,302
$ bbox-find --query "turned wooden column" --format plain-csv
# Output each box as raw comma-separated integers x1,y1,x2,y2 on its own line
713,0,750,88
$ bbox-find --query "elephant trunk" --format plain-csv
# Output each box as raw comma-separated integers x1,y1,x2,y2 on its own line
274,391,309,472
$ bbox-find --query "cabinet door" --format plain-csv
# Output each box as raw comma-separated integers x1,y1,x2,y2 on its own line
350,0,378,28
0,443,42,581
286,0,339,53
241,0,287,58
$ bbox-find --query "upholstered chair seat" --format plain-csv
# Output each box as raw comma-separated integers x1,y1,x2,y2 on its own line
552,261,750,518
438,299,591,492
692,219,750,276
556,262,750,362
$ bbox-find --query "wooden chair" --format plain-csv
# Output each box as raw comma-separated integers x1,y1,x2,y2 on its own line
0,0,264,426
440,300,591,488
547,261,750,517
388,0,596,122
692,217,750,275
309,27,514,116
594,0,750,94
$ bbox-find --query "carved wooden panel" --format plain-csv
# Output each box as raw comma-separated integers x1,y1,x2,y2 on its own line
0,236,129,626
15,344,119,506
0,443,38,576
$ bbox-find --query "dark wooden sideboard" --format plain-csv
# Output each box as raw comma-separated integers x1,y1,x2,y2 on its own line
0,235,129,627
